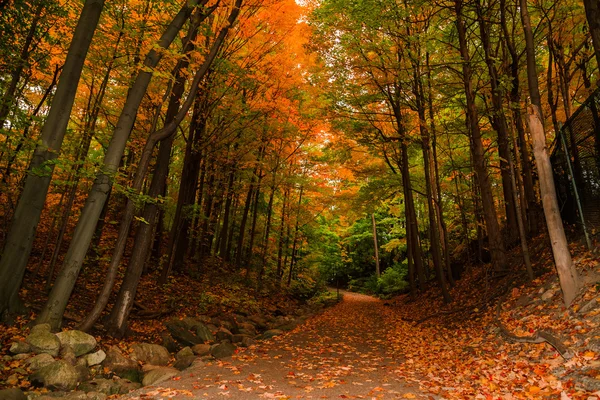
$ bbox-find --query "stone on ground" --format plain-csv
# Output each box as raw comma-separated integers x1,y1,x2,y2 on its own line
30,360,79,391
165,319,204,346
191,344,211,356
9,341,31,354
142,367,179,386
210,342,236,359
26,353,55,371
78,378,121,395
130,343,170,366
82,349,106,367
56,330,97,356
0,388,26,400
102,347,141,382
173,355,195,370
26,330,60,357
261,329,283,339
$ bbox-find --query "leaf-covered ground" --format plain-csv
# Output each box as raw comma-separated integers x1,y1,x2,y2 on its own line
121,242,600,399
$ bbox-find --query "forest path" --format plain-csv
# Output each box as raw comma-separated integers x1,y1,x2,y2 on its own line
122,292,435,399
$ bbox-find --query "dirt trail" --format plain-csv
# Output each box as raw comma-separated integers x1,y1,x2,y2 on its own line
122,292,435,399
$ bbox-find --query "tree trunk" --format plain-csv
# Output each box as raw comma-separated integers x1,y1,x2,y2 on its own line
520,0,581,306
371,213,380,278
475,0,519,246
38,0,238,330
583,0,600,70
455,0,507,272
0,0,104,322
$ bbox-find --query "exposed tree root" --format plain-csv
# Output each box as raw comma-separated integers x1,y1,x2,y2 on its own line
495,299,573,359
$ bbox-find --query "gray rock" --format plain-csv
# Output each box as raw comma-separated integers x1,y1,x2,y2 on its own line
215,328,233,342
248,315,268,330
241,336,255,348
26,353,55,371
10,341,31,354
60,345,77,365
165,320,204,346
541,289,556,301
117,379,142,394
142,367,178,386
26,330,60,357
176,347,194,360
56,331,97,357
12,353,31,360
195,323,214,343
102,347,141,382
160,331,179,353
191,344,211,356
579,298,598,314
261,329,283,339
82,350,106,367
30,324,52,335
78,378,121,395
239,322,257,335
37,391,107,400
231,334,249,344
210,342,236,359
0,388,26,400
130,343,170,366
173,355,195,370
30,360,79,391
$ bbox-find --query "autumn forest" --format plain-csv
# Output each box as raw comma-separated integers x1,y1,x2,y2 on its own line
0,0,600,398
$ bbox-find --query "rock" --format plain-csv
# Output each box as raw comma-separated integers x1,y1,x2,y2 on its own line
231,334,249,344
261,329,283,339
83,350,106,367
10,341,31,354
191,344,211,356
117,379,142,394
56,331,97,357
165,320,204,346
579,298,598,314
60,345,77,365
75,362,91,382
248,315,268,330
541,289,556,301
215,328,233,342
37,391,107,400
12,353,31,360
102,347,141,382
78,378,121,395
160,331,179,353
195,323,214,343
142,367,178,386
173,355,195,371
241,336,255,348
210,342,236,359
239,322,257,335
30,324,52,335
0,388,26,400
180,317,203,330
130,343,170,366
26,353,55,371
30,360,79,391
26,330,60,357
176,347,194,360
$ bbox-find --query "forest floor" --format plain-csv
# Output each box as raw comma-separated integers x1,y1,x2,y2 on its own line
120,291,431,400
2,235,600,399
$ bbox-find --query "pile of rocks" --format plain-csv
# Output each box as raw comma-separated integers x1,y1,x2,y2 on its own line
0,307,319,400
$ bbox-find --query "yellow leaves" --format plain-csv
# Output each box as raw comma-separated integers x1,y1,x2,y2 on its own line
528,385,541,394
402,393,416,399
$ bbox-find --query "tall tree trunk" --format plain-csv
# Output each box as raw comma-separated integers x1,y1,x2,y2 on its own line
276,187,289,283
78,20,201,331
520,0,581,306
455,0,507,272
39,0,239,330
475,0,519,246
371,213,380,278
500,0,537,234
287,186,303,286
583,0,600,69
0,1,45,129
0,0,104,321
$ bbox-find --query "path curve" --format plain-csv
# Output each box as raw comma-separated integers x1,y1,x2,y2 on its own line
122,292,434,399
